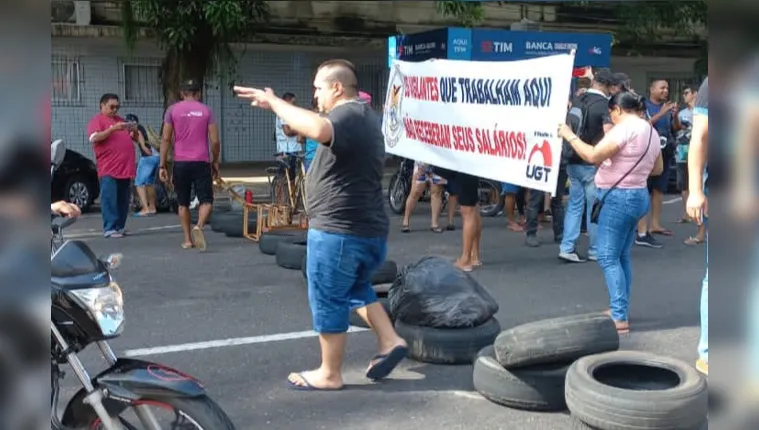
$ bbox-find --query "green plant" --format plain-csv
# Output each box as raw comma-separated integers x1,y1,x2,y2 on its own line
435,1,485,27
121,0,270,107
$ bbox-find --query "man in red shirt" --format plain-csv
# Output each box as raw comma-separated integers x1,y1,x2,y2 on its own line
87,93,137,238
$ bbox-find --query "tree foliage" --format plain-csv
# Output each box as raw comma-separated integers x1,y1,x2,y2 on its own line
435,1,484,27
121,0,270,106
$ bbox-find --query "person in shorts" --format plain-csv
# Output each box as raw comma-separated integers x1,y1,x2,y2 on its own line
401,162,448,233
234,59,407,390
160,79,220,251
125,113,159,217
448,171,482,272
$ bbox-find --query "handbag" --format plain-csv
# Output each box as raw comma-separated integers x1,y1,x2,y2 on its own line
590,126,654,224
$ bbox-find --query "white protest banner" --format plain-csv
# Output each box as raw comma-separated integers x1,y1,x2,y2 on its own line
382,53,575,195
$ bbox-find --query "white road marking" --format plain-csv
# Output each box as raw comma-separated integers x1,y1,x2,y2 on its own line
663,197,682,205
65,224,181,239
449,390,485,401
124,326,370,357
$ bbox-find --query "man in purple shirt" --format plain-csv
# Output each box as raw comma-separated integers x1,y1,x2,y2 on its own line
160,79,220,251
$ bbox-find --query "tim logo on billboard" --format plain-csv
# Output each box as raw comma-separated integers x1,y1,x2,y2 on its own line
526,140,553,183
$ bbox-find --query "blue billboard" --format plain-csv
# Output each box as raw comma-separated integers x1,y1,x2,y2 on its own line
387,28,612,68
470,29,611,67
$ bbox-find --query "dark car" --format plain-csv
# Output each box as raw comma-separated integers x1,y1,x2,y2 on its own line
51,148,99,213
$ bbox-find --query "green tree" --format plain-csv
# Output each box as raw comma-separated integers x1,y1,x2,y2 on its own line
121,0,270,107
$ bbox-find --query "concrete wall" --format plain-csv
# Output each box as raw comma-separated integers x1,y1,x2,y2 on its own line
52,37,386,163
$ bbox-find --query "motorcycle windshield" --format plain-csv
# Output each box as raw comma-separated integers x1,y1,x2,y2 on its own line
51,240,106,279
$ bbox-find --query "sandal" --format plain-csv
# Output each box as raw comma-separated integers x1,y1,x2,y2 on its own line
401,225,410,233
446,224,455,231
181,242,194,249
191,226,207,251
430,226,443,233
651,229,673,236
684,236,705,246
614,320,630,334
675,217,692,224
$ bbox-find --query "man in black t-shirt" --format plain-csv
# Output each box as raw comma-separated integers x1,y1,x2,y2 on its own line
558,69,617,263
235,60,407,390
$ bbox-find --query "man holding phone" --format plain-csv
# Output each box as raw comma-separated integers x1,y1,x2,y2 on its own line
86,93,136,238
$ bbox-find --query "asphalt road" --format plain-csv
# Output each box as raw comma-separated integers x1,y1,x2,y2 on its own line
58,198,718,430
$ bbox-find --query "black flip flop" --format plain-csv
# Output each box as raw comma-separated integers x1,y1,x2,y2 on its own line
287,373,343,391
366,345,408,381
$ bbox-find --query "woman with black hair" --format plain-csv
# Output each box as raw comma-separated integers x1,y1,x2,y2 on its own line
558,91,664,334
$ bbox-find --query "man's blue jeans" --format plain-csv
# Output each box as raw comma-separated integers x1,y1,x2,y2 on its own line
595,188,650,322
561,164,598,256
100,176,131,236
306,229,387,333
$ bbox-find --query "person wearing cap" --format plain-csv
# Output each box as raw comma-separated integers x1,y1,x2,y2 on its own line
558,69,617,262
125,113,159,217
160,79,220,250
86,93,137,238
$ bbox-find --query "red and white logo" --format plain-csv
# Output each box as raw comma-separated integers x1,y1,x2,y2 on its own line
525,140,553,183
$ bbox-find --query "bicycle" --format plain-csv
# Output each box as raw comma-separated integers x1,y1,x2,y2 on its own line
266,152,307,214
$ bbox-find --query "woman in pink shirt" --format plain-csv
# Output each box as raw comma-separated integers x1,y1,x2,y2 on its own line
559,92,664,334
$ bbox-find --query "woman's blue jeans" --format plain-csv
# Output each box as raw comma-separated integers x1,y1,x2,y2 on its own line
595,187,650,322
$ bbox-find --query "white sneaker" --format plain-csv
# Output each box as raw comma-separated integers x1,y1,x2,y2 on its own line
189,196,200,210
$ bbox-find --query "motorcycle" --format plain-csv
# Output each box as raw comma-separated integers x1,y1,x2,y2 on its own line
386,157,504,217
50,141,236,429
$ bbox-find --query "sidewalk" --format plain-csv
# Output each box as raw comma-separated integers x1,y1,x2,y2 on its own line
216,163,397,198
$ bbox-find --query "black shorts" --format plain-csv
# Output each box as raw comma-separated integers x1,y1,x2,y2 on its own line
173,161,214,207
676,163,688,192
647,156,672,193
447,172,479,207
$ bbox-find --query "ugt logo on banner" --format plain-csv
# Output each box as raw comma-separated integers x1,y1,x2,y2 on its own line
525,139,553,183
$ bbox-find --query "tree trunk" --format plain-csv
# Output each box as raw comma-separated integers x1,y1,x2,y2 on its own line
160,40,213,110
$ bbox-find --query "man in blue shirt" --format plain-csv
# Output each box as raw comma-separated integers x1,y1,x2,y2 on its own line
636,79,682,248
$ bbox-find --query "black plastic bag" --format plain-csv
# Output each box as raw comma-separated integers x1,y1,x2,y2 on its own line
388,256,499,328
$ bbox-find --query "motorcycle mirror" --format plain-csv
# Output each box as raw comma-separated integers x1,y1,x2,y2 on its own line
51,139,66,169
101,253,123,270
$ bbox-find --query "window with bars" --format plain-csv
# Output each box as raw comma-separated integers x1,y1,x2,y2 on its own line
123,63,163,104
52,59,80,105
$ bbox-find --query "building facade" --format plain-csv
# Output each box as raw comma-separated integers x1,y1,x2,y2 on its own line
51,1,703,163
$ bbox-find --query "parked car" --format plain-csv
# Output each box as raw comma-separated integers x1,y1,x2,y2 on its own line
51,148,99,213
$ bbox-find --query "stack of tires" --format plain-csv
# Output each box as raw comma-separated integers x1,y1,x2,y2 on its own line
207,203,258,238
396,316,501,365
262,230,307,269
345,261,399,328
473,313,709,429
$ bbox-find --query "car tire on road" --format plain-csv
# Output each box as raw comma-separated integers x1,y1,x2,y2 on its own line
494,313,619,368
371,260,398,285
473,345,570,412
259,230,307,255
210,211,257,238
64,175,94,213
565,350,708,430
275,237,307,270
190,210,214,226
349,297,393,328
395,318,501,365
